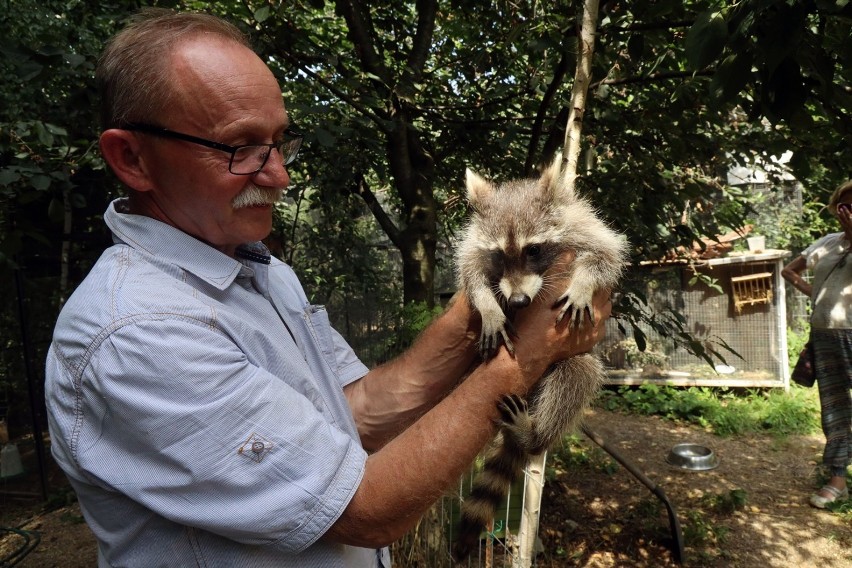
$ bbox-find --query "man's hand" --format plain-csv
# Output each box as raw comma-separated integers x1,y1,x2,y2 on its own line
499,252,612,391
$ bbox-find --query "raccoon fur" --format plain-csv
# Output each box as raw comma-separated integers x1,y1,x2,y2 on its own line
451,156,629,562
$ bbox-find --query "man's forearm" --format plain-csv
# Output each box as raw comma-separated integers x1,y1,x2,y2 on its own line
344,292,481,451
328,341,546,547
328,283,611,547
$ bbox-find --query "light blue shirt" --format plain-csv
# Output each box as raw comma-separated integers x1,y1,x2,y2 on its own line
45,199,389,567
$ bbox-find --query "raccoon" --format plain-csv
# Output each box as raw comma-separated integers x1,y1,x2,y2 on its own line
451,156,628,562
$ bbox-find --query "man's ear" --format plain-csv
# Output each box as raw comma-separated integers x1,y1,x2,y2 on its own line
99,129,153,191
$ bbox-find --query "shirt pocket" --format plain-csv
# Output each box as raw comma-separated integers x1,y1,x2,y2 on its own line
303,305,337,371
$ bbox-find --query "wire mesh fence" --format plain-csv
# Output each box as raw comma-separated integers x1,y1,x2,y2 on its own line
391,461,547,568
599,253,793,387
327,249,805,566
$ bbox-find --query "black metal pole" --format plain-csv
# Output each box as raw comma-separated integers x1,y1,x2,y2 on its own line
13,260,49,501
581,424,684,564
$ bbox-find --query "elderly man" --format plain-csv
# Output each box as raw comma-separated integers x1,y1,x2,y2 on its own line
45,8,611,567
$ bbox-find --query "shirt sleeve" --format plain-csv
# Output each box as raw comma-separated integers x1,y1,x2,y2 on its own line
803,233,839,271
70,315,367,554
330,324,369,387
268,259,369,387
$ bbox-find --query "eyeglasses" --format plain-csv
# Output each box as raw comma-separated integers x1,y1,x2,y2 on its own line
123,122,303,175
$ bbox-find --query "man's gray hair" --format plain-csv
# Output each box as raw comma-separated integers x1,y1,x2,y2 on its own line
97,8,251,129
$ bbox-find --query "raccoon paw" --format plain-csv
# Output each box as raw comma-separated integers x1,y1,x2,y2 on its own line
556,301,594,328
479,319,516,358
497,394,534,447
555,285,596,328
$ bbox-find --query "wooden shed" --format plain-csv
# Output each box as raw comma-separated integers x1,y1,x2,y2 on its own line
601,250,792,388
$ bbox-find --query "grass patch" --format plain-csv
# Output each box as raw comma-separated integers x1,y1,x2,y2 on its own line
547,434,618,480
596,383,821,437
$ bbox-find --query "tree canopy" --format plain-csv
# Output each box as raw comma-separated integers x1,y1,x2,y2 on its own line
1,0,850,429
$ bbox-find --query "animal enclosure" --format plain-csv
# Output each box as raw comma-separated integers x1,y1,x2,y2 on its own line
599,250,792,388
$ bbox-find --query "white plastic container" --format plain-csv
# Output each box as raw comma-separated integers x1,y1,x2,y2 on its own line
0,443,24,479
747,235,766,253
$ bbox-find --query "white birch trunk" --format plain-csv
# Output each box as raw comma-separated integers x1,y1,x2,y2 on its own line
516,1,601,566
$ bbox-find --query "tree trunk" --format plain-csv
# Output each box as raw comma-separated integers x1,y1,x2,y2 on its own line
387,119,438,306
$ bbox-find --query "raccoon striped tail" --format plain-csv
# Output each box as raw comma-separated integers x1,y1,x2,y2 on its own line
452,395,532,562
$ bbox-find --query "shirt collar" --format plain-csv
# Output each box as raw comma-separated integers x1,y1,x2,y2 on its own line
104,198,272,290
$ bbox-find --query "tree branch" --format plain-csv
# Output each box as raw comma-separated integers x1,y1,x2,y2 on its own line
591,68,713,89
352,173,403,248
525,48,572,175
561,0,600,187
278,51,392,133
602,19,693,33
405,0,437,85
336,0,391,84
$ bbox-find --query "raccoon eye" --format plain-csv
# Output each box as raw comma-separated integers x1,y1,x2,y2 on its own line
526,244,542,257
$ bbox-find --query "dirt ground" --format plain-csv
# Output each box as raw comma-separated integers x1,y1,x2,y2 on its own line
537,409,852,568
1,408,851,567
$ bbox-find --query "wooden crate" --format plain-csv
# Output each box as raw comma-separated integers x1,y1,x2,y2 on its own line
730,272,773,313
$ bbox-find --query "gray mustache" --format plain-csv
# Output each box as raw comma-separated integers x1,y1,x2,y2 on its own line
231,185,284,209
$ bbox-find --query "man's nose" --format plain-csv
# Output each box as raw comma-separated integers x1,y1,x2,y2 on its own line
253,148,290,187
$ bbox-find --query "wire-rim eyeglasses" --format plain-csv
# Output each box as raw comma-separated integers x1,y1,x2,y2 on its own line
122,122,303,175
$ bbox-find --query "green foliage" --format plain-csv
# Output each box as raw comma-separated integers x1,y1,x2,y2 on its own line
787,322,811,370
1,0,850,428
683,509,730,548
598,384,820,437
0,0,125,434
685,10,727,70
394,301,445,349
700,488,748,516
548,434,618,479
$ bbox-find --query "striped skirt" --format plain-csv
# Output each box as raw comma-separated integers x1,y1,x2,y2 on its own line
812,328,852,472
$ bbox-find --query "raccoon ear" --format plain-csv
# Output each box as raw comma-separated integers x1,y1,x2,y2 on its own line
465,168,494,206
540,155,575,203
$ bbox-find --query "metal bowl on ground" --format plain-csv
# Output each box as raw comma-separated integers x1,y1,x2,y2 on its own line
666,443,719,471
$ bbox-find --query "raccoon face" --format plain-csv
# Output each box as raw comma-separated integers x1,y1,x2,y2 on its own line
485,241,562,309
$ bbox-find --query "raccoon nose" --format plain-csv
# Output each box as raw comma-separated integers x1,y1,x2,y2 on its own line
508,293,531,309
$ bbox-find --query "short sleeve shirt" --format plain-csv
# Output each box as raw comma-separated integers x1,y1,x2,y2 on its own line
803,232,852,329
45,199,388,567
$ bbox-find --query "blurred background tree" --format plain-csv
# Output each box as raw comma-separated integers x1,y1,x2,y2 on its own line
1,0,849,436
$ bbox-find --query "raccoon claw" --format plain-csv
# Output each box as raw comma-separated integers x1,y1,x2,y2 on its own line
497,394,533,447
478,323,516,359
556,300,595,328
479,331,514,359
497,394,527,425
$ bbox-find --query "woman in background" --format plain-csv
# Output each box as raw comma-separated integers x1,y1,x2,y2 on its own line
782,180,852,509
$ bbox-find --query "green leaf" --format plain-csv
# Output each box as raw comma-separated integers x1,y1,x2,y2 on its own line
763,57,807,120
685,11,728,70
70,192,87,208
48,197,64,222
314,128,336,147
65,53,85,67
30,175,51,190
0,169,21,186
254,6,271,23
34,121,53,146
44,123,68,136
711,52,753,102
627,34,644,62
